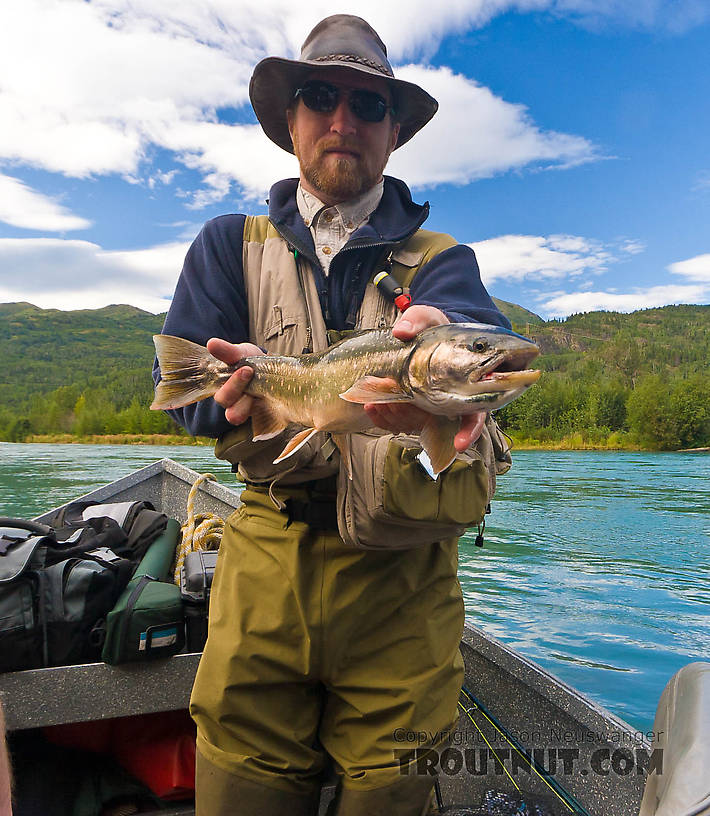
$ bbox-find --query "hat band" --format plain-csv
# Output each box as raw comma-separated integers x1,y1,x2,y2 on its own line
310,53,393,77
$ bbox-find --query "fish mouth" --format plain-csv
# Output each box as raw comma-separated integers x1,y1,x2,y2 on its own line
469,349,541,392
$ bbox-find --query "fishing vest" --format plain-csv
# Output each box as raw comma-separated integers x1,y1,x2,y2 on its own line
214,215,511,501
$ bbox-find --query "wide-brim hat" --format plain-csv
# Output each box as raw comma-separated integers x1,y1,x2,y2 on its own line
249,14,438,154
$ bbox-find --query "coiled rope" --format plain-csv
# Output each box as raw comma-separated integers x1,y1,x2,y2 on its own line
174,473,225,585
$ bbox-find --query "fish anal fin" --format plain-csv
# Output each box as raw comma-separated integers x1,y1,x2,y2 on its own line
251,400,288,441
340,376,412,404
273,427,318,464
420,415,460,475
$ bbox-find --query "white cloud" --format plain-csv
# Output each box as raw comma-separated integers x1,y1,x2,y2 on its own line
0,174,91,232
469,234,612,285
619,239,646,255
542,285,709,317
549,0,710,32
0,0,703,212
467,233,710,317
389,67,598,187
0,237,189,312
535,249,710,317
0,0,604,204
668,253,710,282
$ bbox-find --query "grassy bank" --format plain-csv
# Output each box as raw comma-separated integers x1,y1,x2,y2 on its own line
17,431,661,452
507,431,646,451
24,433,214,446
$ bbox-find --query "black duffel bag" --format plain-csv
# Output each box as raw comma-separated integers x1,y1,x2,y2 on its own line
0,516,135,672
46,499,169,563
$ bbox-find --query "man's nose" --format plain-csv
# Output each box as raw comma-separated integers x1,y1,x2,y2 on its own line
329,96,357,136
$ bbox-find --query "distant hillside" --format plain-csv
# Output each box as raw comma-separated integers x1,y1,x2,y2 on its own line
0,302,164,410
493,298,543,327
525,304,710,385
0,298,537,410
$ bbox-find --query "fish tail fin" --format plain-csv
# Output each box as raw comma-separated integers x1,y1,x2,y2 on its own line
151,334,223,410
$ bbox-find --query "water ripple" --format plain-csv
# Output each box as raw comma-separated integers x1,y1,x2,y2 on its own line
2,444,709,731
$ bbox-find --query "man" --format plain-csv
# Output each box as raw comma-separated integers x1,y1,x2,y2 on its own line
157,14,511,816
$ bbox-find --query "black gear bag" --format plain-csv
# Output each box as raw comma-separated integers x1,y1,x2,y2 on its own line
0,501,168,672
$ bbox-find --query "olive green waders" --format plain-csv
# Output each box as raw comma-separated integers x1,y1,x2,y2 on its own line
190,484,464,814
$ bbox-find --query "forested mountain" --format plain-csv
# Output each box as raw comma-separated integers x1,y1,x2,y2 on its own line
1,301,708,449
500,305,710,449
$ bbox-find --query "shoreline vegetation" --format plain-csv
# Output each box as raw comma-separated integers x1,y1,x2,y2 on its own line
12,432,703,452
20,433,214,446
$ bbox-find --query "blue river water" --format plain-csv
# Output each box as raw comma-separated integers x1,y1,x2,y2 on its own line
1,442,708,731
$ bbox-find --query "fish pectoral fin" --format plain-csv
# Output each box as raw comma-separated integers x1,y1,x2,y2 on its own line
332,433,352,480
251,400,288,441
419,415,460,475
339,376,413,404
273,427,319,464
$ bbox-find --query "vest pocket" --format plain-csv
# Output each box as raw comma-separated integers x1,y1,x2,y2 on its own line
371,435,489,526
261,311,303,354
336,431,489,550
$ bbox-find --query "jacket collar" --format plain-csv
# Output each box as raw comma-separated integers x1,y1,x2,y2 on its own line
268,175,429,253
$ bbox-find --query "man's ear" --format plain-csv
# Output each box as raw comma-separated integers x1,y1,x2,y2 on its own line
286,106,295,141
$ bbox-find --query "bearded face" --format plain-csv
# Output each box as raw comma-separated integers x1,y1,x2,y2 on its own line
287,69,399,206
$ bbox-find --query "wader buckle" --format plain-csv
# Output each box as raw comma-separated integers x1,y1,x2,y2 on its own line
285,497,338,531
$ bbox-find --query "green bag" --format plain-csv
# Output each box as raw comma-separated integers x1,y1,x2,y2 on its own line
102,519,185,664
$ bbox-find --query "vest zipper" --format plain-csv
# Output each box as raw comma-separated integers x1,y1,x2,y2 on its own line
294,252,314,353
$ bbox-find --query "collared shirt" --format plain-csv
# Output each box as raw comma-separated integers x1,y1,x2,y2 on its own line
297,180,384,275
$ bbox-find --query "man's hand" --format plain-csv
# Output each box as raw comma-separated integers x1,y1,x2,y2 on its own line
207,338,265,426
364,305,487,451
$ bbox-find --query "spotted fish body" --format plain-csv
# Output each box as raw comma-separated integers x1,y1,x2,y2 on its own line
243,330,410,433
152,324,540,474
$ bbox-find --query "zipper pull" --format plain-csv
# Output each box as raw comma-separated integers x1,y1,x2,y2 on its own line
301,325,312,354
273,305,284,335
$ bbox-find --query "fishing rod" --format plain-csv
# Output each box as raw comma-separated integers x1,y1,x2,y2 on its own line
458,685,593,816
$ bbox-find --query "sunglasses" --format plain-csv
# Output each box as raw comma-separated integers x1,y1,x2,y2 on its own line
294,80,394,123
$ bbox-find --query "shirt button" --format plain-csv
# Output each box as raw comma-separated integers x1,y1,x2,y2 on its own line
345,221,354,229
322,246,332,255
324,212,334,223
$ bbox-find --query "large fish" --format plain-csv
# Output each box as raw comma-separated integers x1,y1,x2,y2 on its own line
152,323,540,474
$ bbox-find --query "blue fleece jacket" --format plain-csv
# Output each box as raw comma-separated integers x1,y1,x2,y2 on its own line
155,175,510,438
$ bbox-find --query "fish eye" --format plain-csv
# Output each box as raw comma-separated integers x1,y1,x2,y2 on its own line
467,338,489,353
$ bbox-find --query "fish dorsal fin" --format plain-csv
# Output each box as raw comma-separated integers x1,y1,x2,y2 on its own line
420,415,460,475
251,400,288,441
339,376,412,404
273,427,318,464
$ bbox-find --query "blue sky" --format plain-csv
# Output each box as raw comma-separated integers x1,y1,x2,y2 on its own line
0,0,708,318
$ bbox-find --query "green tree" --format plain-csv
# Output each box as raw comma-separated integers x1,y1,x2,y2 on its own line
670,375,710,448
626,375,678,449
7,418,32,442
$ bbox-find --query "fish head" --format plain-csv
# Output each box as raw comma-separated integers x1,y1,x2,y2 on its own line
405,323,541,412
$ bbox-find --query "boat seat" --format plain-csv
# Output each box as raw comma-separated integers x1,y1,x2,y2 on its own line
638,661,710,816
